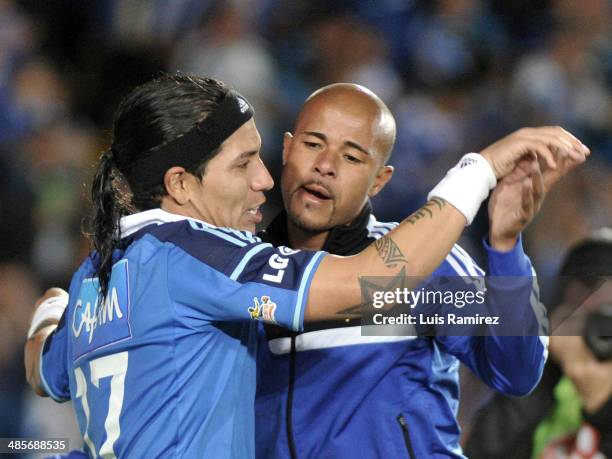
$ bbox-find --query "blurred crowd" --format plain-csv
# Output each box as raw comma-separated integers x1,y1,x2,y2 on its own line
0,0,610,456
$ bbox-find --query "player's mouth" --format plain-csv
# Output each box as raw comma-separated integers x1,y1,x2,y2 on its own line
245,204,264,223
299,183,333,204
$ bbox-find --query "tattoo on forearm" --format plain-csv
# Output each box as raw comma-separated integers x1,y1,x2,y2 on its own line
336,266,408,318
421,206,433,218
430,197,445,210
403,198,446,225
374,235,406,268
335,303,363,318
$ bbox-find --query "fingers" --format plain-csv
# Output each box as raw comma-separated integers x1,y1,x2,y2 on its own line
516,158,542,221
504,157,533,182
530,161,545,212
535,133,581,162
518,126,590,164
479,126,589,180
521,177,535,220
540,126,590,155
519,137,558,170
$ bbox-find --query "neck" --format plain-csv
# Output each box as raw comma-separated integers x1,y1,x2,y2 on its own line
161,198,196,220
286,219,329,251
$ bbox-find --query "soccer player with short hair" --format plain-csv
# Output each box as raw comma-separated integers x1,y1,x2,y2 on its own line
24,75,588,458
255,83,591,459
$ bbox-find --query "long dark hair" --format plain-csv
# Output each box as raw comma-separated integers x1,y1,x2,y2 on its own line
89,74,228,298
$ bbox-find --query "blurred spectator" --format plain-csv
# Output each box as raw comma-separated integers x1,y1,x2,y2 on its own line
525,159,612,281
0,0,37,144
172,0,281,160
12,59,69,132
107,0,212,48
509,0,611,162
23,120,98,287
307,15,403,103
0,263,37,444
0,149,34,262
411,0,509,87
464,232,612,459
372,90,466,220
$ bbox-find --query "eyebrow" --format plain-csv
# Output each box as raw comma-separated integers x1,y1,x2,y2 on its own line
235,150,259,161
302,131,371,157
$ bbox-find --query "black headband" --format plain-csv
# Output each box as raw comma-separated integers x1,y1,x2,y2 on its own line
120,89,254,189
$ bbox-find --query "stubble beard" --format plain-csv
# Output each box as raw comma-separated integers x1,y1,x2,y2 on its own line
286,194,337,234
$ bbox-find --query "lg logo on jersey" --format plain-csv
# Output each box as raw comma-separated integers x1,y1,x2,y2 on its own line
262,247,300,284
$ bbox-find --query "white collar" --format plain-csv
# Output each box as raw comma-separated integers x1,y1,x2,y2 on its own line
120,209,194,237
119,209,257,240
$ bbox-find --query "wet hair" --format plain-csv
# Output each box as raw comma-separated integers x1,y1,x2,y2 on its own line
89,74,228,298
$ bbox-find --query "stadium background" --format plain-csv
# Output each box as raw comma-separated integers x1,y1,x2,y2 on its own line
0,0,610,456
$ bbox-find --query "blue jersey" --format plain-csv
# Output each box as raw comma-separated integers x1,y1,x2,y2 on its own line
256,215,548,459
39,209,326,459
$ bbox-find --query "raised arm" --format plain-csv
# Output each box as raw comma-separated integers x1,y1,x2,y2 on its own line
305,127,589,322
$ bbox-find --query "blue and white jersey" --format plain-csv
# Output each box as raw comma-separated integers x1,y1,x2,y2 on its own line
256,212,548,459
39,209,326,459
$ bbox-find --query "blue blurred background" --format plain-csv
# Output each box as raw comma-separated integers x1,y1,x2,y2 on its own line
0,0,610,456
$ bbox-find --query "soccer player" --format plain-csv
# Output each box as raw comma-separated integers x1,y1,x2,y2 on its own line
254,83,590,458
24,75,587,458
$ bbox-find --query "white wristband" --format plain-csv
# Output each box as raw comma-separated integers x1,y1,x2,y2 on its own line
427,153,497,225
27,292,69,339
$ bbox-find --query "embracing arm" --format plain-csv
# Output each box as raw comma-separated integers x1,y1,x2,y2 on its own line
305,127,589,322
306,197,464,321
25,325,58,396
24,288,68,397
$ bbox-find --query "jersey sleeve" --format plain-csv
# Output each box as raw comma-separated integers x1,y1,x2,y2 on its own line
435,237,548,396
168,239,326,332
39,308,71,402
40,262,93,402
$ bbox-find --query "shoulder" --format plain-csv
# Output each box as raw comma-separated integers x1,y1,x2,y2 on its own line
145,219,261,247
71,256,97,288
144,220,324,292
140,220,266,277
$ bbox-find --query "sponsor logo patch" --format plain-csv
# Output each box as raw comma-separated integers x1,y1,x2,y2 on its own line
248,295,278,324
72,260,132,361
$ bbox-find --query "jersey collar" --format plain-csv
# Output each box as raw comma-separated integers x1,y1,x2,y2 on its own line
260,201,374,256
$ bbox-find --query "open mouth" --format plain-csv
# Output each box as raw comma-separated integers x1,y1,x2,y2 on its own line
302,184,332,201
245,202,264,224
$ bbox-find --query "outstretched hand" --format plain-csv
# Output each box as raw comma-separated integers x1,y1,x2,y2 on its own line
486,128,590,251
480,126,589,180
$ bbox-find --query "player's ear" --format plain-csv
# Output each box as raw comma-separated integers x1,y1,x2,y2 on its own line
163,166,191,205
282,132,294,165
368,165,394,198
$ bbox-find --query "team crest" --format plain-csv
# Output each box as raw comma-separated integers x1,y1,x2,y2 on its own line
248,295,278,324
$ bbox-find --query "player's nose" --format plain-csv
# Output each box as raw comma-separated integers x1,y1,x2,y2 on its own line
252,158,274,191
313,150,337,178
